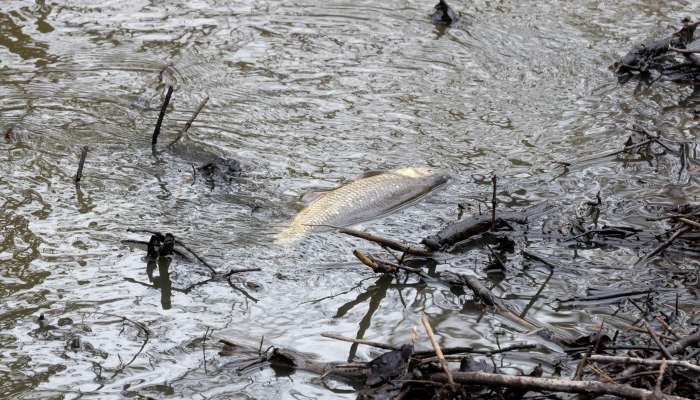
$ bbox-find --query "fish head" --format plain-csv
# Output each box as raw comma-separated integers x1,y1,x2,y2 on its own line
393,166,450,188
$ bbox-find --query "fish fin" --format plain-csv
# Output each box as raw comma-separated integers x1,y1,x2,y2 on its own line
356,170,386,179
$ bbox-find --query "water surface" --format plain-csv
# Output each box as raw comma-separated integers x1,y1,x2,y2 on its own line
2,0,700,398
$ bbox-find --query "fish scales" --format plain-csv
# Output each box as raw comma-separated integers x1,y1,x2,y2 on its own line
276,167,449,243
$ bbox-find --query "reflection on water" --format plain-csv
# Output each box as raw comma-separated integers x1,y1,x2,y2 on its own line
2,0,700,397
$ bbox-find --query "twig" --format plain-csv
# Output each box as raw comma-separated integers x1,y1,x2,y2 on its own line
589,364,616,384
668,46,700,54
491,175,497,231
643,320,674,360
340,228,432,256
570,139,656,166
320,332,398,351
352,250,425,275
637,225,691,264
203,327,211,375
655,316,681,340
90,313,150,379
152,85,174,155
678,217,700,229
522,250,560,269
227,277,259,303
167,96,209,148
429,371,690,400
589,355,700,373
558,288,653,304
618,329,700,379
654,360,668,398
173,240,218,274
574,353,588,380
421,313,453,385
75,146,88,183
416,344,539,364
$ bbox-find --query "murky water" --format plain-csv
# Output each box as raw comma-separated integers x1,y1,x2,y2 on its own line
2,0,700,398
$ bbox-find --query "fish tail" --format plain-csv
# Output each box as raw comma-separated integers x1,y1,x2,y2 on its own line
274,224,304,245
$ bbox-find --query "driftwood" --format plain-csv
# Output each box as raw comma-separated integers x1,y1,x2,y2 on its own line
219,335,692,400
423,202,553,251
430,371,690,400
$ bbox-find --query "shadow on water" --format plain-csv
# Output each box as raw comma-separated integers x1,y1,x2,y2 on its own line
334,273,430,362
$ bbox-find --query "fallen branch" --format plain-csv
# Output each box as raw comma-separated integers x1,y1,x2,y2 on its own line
340,227,432,256
430,371,690,400
589,355,700,373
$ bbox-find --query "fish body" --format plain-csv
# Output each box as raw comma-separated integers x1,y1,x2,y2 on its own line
276,167,449,243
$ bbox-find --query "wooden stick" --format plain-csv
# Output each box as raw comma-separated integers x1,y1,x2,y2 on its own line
618,329,700,379
167,96,209,148
655,316,681,340
353,249,397,273
669,46,700,54
678,217,700,229
152,85,174,154
352,249,425,275
574,353,588,381
491,175,497,231
654,360,668,397
320,332,398,351
75,146,88,183
643,320,674,360
589,355,700,373
340,227,432,256
430,371,690,400
421,313,453,385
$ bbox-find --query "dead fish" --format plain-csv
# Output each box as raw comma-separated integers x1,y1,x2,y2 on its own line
276,167,449,243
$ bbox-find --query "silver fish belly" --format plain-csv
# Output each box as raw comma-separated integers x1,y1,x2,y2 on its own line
276,167,449,243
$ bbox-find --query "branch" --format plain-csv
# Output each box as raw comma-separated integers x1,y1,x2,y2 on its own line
430,371,690,400
589,355,700,373
340,227,432,256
